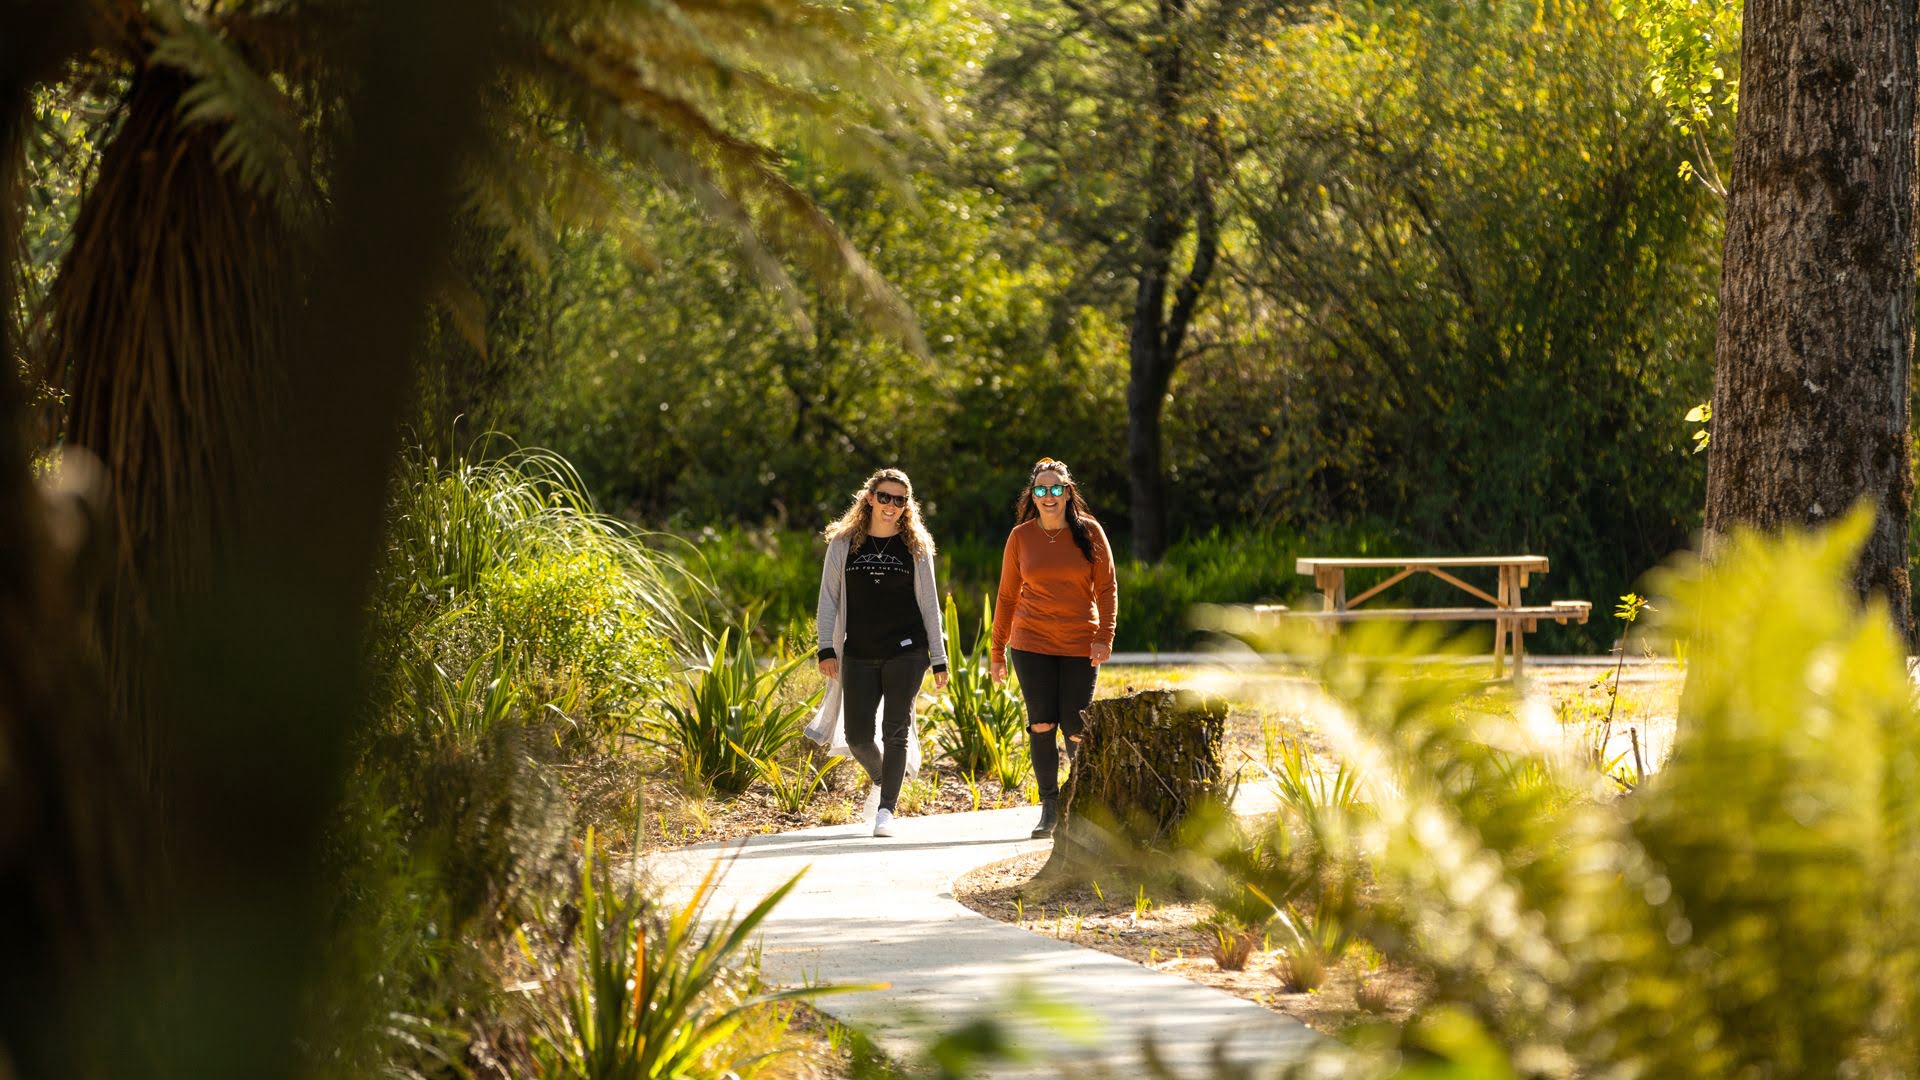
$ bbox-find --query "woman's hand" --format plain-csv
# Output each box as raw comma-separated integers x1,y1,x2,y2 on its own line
819,658,839,681
990,658,1007,685
933,670,950,691
1089,643,1111,666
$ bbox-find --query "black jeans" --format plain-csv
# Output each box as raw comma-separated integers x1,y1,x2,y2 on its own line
1010,648,1098,800
841,650,929,812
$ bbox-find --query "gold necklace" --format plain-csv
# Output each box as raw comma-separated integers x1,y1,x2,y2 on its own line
1040,522,1065,543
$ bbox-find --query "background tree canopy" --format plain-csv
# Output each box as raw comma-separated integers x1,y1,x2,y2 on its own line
411,0,1724,646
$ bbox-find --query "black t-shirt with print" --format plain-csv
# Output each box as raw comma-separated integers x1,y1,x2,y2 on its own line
842,533,923,661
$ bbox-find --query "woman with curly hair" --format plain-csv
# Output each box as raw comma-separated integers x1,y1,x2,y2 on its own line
805,468,948,837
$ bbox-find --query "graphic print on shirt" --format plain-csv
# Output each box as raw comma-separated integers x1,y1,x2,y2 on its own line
848,543,910,583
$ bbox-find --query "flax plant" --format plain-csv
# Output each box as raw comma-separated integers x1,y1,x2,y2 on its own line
653,628,818,796
929,593,1029,790
521,831,867,1078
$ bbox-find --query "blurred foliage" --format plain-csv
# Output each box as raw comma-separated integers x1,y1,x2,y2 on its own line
1218,510,1920,1077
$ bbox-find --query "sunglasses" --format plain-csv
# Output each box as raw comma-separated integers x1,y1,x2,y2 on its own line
1032,484,1067,498
872,490,909,507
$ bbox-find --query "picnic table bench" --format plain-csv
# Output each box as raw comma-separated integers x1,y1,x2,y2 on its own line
1282,555,1590,675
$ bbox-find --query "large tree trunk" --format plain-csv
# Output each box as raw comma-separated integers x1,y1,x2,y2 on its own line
1704,0,1918,637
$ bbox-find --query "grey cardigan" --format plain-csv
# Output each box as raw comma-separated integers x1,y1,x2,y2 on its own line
804,533,947,749
812,532,948,669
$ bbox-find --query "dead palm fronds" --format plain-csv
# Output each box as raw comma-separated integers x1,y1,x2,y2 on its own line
45,62,292,786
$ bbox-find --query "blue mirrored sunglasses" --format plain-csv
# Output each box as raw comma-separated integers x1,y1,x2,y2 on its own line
1032,484,1066,498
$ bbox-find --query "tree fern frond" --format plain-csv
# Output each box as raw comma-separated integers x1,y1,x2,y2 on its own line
542,40,923,350
556,79,813,329
147,0,309,213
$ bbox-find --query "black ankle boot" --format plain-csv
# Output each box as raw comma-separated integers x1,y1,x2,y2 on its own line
1031,797,1059,838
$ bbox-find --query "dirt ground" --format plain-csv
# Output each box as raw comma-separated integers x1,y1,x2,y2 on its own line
952,849,1430,1036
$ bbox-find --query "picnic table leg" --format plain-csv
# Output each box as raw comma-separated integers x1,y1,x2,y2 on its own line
1492,567,1514,678
1314,567,1347,614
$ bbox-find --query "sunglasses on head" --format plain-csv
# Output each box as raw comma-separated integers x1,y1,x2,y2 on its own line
1032,483,1066,498
872,490,909,507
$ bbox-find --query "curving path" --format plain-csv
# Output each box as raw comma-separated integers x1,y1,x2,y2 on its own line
643,804,1321,1079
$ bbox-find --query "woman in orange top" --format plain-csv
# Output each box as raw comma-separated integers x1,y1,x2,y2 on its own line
990,458,1118,838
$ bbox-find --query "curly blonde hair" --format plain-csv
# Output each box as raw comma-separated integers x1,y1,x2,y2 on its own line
823,468,935,559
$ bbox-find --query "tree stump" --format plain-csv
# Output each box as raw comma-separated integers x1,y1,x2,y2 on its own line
1034,689,1230,887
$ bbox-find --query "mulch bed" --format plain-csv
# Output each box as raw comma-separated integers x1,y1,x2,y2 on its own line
952,850,1430,1036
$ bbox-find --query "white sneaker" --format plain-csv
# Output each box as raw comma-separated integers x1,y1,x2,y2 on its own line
873,808,895,837
863,785,882,822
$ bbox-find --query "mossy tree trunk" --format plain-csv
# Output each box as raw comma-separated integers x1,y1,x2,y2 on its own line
1037,689,1229,883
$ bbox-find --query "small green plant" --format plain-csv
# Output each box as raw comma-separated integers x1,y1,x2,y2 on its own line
1268,877,1358,969
1259,725,1364,832
927,593,1030,790
895,775,941,816
523,832,863,1078
1276,945,1326,993
747,745,846,815
1203,915,1259,971
961,771,983,812
653,627,820,796
396,640,522,749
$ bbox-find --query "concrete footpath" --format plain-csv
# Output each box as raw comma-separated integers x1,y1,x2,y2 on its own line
643,805,1321,1079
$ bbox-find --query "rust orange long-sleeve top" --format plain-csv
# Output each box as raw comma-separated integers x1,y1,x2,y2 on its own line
991,517,1119,664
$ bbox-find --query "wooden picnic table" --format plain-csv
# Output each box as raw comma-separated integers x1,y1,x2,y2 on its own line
1290,555,1588,676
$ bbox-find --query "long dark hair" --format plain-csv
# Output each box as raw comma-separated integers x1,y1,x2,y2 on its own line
1015,457,1098,563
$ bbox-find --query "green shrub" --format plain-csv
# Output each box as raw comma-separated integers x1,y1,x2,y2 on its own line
750,745,847,815
395,639,522,751
522,833,849,1079
927,593,1030,789
652,628,819,796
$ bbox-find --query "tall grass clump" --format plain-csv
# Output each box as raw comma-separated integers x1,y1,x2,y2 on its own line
1228,508,1920,1076
927,593,1029,790
375,444,717,750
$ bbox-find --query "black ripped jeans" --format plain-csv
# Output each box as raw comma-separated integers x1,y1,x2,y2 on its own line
841,650,929,813
1010,648,1098,800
